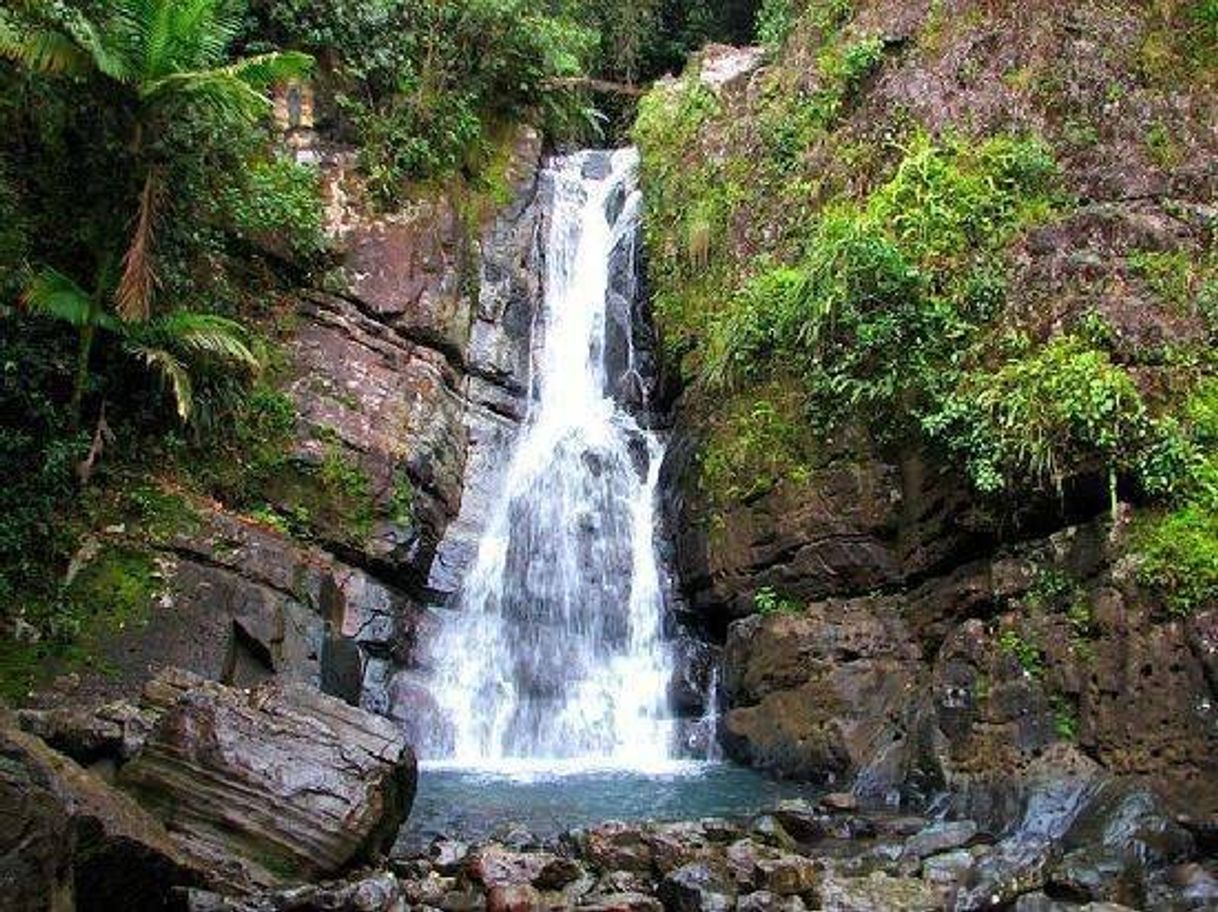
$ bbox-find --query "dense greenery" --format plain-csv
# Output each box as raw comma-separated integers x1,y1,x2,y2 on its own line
635,0,1218,618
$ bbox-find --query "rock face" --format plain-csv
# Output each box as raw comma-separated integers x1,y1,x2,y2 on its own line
19,125,548,726
714,514,1218,815
117,668,417,888
0,707,202,912
645,0,1218,822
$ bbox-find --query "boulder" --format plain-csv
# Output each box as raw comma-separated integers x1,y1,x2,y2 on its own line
117,669,416,887
955,835,1058,911
902,820,980,860
578,892,663,912
0,708,203,912
817,870,939,911
737,891,806,912
658,860,737,912
582,821,655,874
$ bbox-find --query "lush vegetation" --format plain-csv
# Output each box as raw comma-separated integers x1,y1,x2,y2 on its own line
635,0,1218,619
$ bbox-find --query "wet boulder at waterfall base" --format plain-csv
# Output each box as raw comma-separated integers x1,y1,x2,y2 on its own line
117,668,417,887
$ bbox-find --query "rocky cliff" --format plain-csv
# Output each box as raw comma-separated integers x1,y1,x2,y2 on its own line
20,126,549,735
636,1,1218,817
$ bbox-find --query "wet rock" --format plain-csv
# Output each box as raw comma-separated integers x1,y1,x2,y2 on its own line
645,821,715,874
725,839,782,890
820,793,859,813
955,835,1058,911
1048,847,1143,906
16,700,156,766
2,713,203,911
720,600,937,798
822,815,878,841
903,820,980,860
737,891,806,912
117,669,416,887
771,800,825,843
658,860,737,912
487,884,542,912
1061,783,1194,870
750,815,797,851
755,854,818,896
669,636,720,716
468,846,555,888
582,822,654,873
920,848,976,908
430,840,471,875
817,870,940,911
578,892,663,912
536,856,586,890
594,870,653,895
1163,862,1218,906
404,874,458,906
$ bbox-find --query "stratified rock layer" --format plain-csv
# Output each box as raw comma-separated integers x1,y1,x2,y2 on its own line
117,669,417,888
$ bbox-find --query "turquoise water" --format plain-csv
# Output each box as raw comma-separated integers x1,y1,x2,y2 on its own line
396,761,820,851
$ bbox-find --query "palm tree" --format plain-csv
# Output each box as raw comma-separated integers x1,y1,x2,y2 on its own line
23,266,261,425
0,0,312,320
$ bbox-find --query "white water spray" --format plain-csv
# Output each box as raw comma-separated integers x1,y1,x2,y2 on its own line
427,149,678,770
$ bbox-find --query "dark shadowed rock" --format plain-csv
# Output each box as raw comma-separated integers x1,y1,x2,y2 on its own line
0,708,203,912
118,669,416,887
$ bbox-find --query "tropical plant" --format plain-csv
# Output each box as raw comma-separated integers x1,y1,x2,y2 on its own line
23,266,260,425
0,0,311,320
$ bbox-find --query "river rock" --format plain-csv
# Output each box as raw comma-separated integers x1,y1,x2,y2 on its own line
954,835,1058,911
487,884,542,912
578,892,664,912
749,815,797,850
903,820,980,860
582,822,654,873
117,669,416,886
468,846,555,888
771,800,825,843
737,891,806,912
658,860,738,912
0,709,203,911
1048,847,1143,906
817,870,940,911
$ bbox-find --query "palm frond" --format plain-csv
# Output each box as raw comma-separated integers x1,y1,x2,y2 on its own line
64,12,133,81
0,25,93,75
22,268,105,328
116,168,163,322
142,68,268,121
226,50,314,89
131,344,193,421
154,312,262,372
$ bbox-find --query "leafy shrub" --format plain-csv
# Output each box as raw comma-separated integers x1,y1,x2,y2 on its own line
1135,505,1218,615
754,585,803,615
220,154,325,256
925,337,1150,496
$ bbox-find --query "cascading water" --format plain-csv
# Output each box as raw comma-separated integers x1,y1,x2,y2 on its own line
427,148,676,769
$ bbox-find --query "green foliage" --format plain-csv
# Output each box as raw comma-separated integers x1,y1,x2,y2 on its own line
700,389,814,509
998,628,1043,678
252,0,595,204
926,336,1149,496
220,154,325,255
1135,504,1218,616
754,585,803,615
1051,695,1079,740
708,134,1059,447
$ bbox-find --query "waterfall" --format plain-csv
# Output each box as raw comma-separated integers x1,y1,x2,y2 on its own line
427,148,677,769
